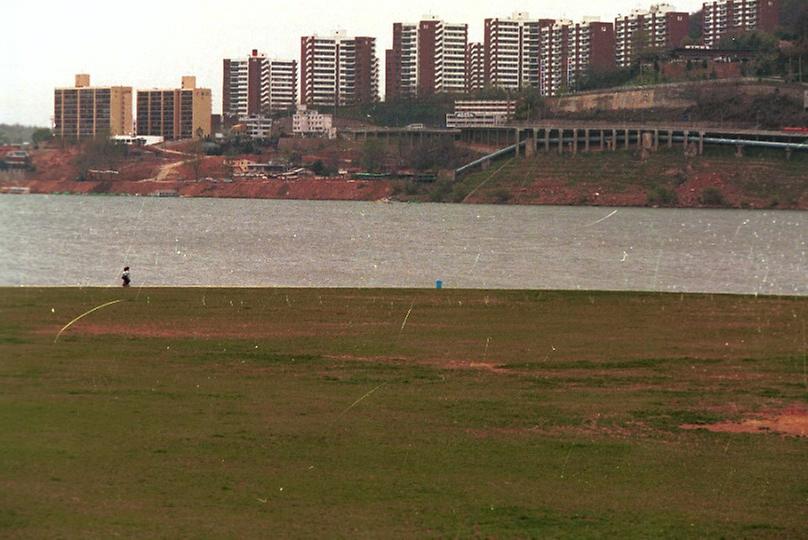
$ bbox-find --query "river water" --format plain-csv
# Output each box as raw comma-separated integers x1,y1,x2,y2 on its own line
0,195,805,295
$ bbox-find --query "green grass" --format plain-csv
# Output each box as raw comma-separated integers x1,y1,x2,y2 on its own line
0,288,806,537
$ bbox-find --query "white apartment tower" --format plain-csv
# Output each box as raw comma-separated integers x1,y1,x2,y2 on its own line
540,18,616,96
614,4,689,68
466,42,484,93
267,60,298,112
386,16,468,99
484,12,554,90
222,50,298,123
300,31,379,107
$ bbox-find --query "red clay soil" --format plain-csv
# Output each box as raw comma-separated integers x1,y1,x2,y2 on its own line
681,405,808,438
5,146,806,208
182,177,393,201
9,176,395,201
2,149,393,201
15,147,180,183
675,171,750,207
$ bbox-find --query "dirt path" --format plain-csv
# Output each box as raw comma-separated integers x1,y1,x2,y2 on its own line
147,159,189,182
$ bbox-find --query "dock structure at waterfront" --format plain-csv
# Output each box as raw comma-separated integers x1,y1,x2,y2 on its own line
454,122,808,178
341,126,461,144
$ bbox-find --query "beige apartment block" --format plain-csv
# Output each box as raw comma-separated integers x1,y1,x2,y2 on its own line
53,74,133,139
136,76,212,141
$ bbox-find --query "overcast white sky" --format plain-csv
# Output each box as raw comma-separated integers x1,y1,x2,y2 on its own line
1,0,705,126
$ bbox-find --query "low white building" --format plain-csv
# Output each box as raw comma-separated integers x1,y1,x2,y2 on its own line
111,135,164,146
445,100,516,128
239,115,273,139
292,106,336,139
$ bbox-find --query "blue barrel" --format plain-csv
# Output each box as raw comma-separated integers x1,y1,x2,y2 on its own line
435,280,443,289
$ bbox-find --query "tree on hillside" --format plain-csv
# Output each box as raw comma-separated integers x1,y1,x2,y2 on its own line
468,86,512,100
779,0,808,39
514,90,545,121
189,138,205,181
74,133,128,180
719,30,778,52
688,9,704,42
361,139,385,172
31,128,52,146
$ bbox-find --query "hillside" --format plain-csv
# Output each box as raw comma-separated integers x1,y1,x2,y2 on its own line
396,147,808,209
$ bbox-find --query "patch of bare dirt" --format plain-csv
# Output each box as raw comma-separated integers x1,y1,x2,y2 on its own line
681,405,808,437
444,360,512,374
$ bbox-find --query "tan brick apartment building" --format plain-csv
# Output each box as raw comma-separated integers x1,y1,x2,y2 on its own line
136,77,212,140
300,31,379,107
53,74,132,139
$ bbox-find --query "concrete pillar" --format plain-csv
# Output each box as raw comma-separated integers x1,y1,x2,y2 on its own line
558,129,564,155
654,129,659,151
624,129,630,150
683,130,689,151
642,132,654,150
735,144,744,157
600,129,605,150
514,129,520,158
668,130,673,148
786,147,793,160
525,130,536,158
698,132,704,155
612,129,618,152
585,129,590,152
545,129,550,152
573,129,578,155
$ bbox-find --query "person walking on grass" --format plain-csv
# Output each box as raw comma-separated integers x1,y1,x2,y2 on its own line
121,266,131,287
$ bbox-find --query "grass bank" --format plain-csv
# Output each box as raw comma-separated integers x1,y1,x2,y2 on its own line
401,147,808,208
1,288,807,537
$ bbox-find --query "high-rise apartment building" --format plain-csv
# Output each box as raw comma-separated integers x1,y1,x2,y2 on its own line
222,50,298,124
466,42,484,94
484,12,555,90
267,59,298,112
702,0,779,47
300,31,379,107
615,4,689,68
540,18,615,96
136,76,212,141
387,23,418,99
385,16,469,99
53,74,132,139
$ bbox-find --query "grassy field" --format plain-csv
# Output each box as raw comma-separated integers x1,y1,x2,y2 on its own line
1,288,807,537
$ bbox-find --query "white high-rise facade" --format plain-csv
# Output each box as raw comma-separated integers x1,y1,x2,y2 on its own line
301,31,379,107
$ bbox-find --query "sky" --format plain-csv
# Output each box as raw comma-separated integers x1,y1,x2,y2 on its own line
1,0,705,126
